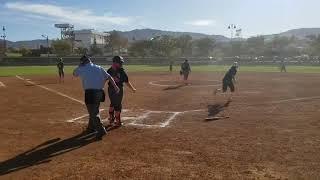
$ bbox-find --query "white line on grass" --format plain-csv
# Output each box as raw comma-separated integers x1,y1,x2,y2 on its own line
16,75,85,105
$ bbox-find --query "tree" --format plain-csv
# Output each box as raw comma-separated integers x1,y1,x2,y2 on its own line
247,36,265,55
148,35,178,57
194,37,215,56
51,40,72,56
230,41,246,56
105,30,129,55
0,43,5,56
157,35,178,57
107,30,121,55
175,35,193,56
19,47,32,57
307,35,320,56
128,40,151,57
119,37,129,50
90,37,103,55
270,35,291,56
75,47,88,55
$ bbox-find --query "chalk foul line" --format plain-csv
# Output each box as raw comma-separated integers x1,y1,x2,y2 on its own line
67,109,106,122
269,96,320,104
69,109,206,128
15,75,320,129
0,81,6,88
16,75,85,105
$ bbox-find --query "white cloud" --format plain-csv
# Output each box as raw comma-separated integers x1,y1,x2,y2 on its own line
5,2,133,29
185,19,216,26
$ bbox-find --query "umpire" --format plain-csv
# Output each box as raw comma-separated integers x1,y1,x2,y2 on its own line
180,59,191,85
73,55,120,140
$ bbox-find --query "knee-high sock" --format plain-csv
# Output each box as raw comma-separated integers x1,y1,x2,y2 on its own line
109,106,115,121
115,111,121,123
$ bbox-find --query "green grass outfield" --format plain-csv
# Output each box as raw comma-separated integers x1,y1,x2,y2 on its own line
0,65,319,76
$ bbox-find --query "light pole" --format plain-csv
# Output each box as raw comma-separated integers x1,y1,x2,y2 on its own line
228,24,237,42
42,34,49,58
1,26,6,55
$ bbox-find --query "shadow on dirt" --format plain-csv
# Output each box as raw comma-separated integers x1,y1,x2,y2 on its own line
0,131,97,176
163,84,186,91
207,100,231,118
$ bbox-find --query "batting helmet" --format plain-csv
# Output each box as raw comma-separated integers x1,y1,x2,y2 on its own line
112,56,124,64
80,55,90,63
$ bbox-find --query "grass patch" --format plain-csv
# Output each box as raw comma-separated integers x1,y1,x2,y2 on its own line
5,53,23,57
0,65,319,77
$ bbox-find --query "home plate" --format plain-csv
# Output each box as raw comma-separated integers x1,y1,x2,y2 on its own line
205,116,230,121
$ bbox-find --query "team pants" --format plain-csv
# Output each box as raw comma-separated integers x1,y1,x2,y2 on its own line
85,89,106,135
108,87,123,112
108,87,123,123
183,72,189,81
58,69,64,77
222,79,235,93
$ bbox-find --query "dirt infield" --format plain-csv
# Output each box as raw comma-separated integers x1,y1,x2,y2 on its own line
0,72,320,179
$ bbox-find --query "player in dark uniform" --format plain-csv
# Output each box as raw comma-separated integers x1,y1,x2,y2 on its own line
57,58,64,83
180,59,191,85
214,62,238,100
107,56,136,127
169,61,173,72
280,60,287,72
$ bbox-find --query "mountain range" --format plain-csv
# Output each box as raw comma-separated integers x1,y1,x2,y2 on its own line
3,28,320,49
117,28,229,42
264,28,320,40
1,39,52,49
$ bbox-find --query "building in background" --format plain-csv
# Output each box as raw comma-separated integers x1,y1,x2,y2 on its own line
74,29,109,49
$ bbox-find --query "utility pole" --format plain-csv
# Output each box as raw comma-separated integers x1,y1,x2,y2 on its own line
1,26,6,56
42,34,49,58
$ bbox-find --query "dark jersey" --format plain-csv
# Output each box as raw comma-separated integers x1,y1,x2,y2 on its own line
57,62,64,70
223,66,237,81
181,62,191,73
107,67,129,88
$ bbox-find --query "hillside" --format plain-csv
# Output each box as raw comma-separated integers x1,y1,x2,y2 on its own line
264,28,320,40
8,39,51,49
116,28,229,42
5,28,320,49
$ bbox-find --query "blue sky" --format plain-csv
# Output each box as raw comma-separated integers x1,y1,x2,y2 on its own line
1,0,320,41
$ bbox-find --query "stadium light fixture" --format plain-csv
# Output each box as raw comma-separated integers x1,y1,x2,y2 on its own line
227,24,237,41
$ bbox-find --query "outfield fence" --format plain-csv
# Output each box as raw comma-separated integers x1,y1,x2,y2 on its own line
0,56,320,66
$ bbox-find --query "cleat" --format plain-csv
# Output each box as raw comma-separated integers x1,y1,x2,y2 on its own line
113,121,123,128
96,127,107,140
84,127,96,134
